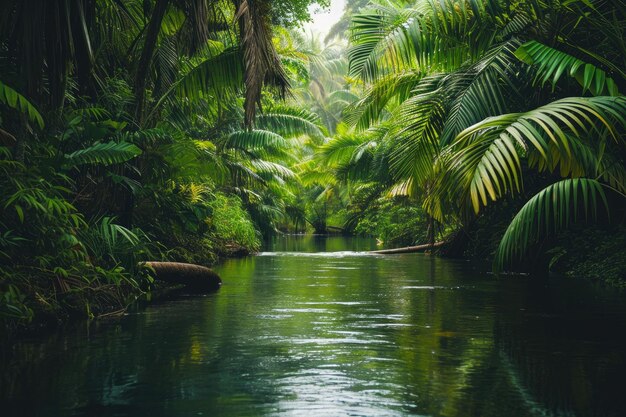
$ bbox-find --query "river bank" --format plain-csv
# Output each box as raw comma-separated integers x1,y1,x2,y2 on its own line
4,224,624,339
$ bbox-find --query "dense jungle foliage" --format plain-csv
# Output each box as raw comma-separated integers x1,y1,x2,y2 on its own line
1,0,625,331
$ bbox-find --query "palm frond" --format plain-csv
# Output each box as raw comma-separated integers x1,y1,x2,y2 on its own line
498,9,535,40
175,47,242,100
223,130,288,151
344,70,424,130
255,107,325,140
318,134,375,166
298,169,337,186
64,141,142,167
440,39,523,146
154,36,180,98
327,89,360,106
494,178,612,271
516,40,621,96
250,159,297,181
387,87,446,186
150,48,243,120
348,0,503,81
348,6,421,81
449,96,626,214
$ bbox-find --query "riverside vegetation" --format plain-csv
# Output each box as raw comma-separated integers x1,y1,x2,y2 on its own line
1,0,625,333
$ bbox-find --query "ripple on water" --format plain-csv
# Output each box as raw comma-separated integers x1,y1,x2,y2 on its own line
284,337,393,346
274,370,412,417
272,308,330,313
257,251,381,258
401,285,462,290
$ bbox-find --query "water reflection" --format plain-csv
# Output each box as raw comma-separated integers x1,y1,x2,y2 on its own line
1,237,625,417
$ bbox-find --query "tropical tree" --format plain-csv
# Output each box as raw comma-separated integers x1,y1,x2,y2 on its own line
322,0,626,268
0,0,328,326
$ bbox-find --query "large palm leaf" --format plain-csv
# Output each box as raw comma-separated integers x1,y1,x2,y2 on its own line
348,4,421,81
148,47,243,121
348,0,505,82
64,141,142,167
386,85,446,187
234,0,289,127
255,107,326,141
344,70,424,130
223,129,288,153
439,39,524,146
444,96,626,215
515,40,622,96
494,178,613,271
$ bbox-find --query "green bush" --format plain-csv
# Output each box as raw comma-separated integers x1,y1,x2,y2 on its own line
0,147,152,328
353,196,428,247
208,193,261,254
551,226,626,286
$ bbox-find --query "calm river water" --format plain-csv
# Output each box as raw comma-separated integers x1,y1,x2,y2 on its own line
1,236,626,416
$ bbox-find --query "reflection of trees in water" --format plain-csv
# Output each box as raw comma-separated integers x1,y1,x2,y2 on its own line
495,318,576,417
383,256,499,416
393,267,626,417
489,279,626,417
497,349,574,417
0,298,244,416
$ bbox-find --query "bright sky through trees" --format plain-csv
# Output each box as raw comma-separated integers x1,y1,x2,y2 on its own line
303,0,345,36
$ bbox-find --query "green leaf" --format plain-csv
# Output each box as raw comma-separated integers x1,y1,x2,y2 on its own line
515,41,621,96
64,141,142,167
224,130,288,151
494,179,615,272
0,81,44,128
449,96,626,214
15,205,24,223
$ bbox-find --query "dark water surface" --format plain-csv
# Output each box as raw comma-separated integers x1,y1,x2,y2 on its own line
2,236,626,416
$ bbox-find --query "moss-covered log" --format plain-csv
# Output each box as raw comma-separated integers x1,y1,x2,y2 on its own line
144,262,222,292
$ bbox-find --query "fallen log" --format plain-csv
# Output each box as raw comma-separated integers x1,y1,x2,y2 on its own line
370,241,444,254
144,262,222,292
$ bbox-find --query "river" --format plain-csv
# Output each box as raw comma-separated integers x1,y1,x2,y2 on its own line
1,236,625,416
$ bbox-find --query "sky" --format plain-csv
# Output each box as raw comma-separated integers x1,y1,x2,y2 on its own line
302,0,346,37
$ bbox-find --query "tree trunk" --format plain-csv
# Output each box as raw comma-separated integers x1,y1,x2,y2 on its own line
426,213,435,246
370,241,445,254
133,0,169,126
144,261,222,292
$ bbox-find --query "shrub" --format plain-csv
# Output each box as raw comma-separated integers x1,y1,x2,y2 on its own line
208,193,261,254
353,196,428,247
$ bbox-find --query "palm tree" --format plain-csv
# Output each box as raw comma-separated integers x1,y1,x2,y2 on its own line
0,0,289,128
331,0,626,268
